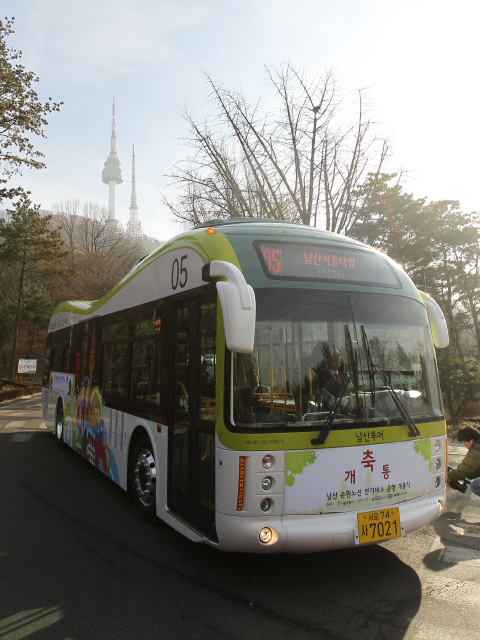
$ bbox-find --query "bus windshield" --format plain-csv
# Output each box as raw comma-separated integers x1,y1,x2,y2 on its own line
231,289,442,432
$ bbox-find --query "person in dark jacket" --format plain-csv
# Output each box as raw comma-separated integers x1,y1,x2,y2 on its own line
446,425,480,497
311,343,347,410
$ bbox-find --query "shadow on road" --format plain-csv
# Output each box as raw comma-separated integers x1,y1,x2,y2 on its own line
0,431,422,640
422,489,480,572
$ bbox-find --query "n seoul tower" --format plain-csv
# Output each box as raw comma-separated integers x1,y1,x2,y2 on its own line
126,145,144,236
102,98,123,219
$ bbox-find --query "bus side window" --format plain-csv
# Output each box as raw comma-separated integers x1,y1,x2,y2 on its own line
102,342,128,397
51,331,65,371
79,328,88,389
128,306,164,407
91,319,101,390
198,301,216,422
63,327,73,373
154,308,166,410
131,338,156,402
43,334,52,385
71,325,81,393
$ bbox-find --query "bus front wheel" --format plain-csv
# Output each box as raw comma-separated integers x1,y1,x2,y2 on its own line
55,402,65,449
130,434,157,522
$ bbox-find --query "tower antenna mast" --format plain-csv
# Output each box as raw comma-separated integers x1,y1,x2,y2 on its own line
127,144,144,237
102,97,123,219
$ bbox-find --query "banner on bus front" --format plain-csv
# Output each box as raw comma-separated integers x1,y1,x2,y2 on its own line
285,439,432,513
18,359,37,373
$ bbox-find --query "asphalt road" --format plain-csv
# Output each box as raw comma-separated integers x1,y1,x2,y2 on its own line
0,394,479,640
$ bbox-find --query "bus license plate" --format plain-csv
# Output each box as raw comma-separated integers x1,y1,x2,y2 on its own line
357,507,401,544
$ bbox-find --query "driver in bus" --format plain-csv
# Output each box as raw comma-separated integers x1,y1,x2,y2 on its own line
236,356,270,423
311,342,348,410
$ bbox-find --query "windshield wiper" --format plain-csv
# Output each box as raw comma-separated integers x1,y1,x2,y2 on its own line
360,325,376,412
311,366,352,445
344,324,360,409
360,325,420,438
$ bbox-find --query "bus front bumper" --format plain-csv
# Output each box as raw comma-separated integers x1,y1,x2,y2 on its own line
213,491,445,553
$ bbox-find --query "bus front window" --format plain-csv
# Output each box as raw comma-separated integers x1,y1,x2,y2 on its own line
353,292,443,422
231,289,442,431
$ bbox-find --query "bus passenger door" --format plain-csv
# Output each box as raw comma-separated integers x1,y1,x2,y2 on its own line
169,294,217,540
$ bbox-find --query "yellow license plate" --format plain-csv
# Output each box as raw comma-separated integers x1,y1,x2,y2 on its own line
357,507,401,544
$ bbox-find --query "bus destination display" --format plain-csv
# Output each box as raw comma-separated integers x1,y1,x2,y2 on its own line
256,241,400,288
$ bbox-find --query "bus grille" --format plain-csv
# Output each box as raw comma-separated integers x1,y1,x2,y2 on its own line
42,388,49,421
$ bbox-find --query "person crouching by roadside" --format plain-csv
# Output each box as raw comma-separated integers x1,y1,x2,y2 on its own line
446,425,480,497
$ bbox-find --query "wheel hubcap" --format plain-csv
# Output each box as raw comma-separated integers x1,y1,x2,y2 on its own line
56,411,63,440
134,449,156,507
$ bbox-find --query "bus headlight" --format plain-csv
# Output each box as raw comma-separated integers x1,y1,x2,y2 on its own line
260,498,272,512
262,476,273,491
259,527,279,545
434,476,441,488
262,455,274,469
434,439,441,453
435,458,442,471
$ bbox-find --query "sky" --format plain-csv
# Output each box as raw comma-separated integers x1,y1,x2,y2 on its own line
3,0,480,242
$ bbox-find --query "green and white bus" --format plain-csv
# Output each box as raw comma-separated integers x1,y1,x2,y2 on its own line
42,218,449,553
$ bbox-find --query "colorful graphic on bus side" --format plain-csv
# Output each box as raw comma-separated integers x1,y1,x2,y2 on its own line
54,330,120,485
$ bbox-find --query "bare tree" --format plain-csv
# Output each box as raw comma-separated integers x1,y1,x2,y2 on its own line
52,198,80,267
162,64,389,231
51,200,145,301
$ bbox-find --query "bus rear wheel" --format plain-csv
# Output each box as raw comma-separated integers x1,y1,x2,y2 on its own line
130,434,157,522
55,402,65,449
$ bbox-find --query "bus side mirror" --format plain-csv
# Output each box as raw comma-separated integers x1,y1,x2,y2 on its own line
202,261,256,353
419,291,449,348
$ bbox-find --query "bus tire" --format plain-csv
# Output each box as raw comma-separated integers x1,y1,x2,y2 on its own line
55,402,66,449
130,434,157,522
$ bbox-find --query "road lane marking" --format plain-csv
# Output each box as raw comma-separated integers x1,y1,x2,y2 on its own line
4,421,26,429
5,422,43,430
0,413,43,417
0,606,64,637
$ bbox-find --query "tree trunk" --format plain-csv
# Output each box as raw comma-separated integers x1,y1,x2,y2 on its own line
442,248,464,360
446,391,456,425
465,289,480,356
9,263,25,378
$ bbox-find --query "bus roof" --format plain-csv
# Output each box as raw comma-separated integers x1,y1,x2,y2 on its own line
48,218,420,330
196,217,365,245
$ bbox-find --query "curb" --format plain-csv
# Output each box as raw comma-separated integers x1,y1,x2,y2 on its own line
0,391,42,406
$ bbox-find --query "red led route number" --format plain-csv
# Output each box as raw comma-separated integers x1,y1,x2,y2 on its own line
256,241,400,288
261,247,355,275
262,248,281,274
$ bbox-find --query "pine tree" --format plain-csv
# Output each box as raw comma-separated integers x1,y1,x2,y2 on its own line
0,194,69,377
